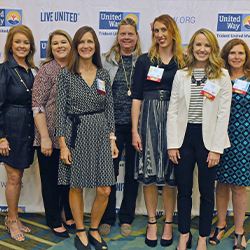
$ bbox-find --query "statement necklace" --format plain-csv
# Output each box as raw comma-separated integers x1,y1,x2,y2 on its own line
14,68,32,93
121,55,133,96
191,70,207,86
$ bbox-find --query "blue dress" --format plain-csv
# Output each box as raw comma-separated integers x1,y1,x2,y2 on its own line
216,76,250,186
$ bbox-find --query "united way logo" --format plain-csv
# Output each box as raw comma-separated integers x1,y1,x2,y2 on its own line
7,11,21,25
243,15,250,30
217,13,250,32
0,9,22,27
99,12,140,30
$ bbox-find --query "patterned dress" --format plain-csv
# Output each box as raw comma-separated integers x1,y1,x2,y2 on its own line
56,67,116,189
216,76,250,186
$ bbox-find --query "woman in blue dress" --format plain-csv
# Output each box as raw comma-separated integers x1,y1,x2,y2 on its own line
210,39,250,250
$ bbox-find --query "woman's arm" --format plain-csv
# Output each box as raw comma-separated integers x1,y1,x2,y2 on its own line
131,99,142,153
34,113,52,156
59,136,71,164
0,65,10,155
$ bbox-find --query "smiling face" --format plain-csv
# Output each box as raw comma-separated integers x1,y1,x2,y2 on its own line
11,32,30,62
228,44,246,70
193,33,211,68
117,24,138,55
77,31,95,60
153,21,173,49
51,34,71,63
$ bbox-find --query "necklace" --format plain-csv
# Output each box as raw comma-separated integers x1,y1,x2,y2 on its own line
83,65,94,71
121,55,133,96
14,68,32,93
191,70,207,86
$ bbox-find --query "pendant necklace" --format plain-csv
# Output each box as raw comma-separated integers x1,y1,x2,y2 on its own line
121,55,133,96
191,70,207,86
14,68,32,93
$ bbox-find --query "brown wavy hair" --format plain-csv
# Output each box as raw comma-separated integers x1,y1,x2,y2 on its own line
186,28,224,79
104,18,142,63
221,38,250,80
4,24,38,70
148,14,185,68
41,29,72,66
68,26,102,75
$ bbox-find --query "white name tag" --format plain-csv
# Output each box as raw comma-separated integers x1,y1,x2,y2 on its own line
201,80,221,100
97,78,106,95
232,79,250,95
147,66,164,82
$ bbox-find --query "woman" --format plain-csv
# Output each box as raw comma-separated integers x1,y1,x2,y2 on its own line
167,28,232,250
32,30,75,237
210,39,250,250
0,25,37,241
131,14,185,247
99,18,142,237
56,26,118,250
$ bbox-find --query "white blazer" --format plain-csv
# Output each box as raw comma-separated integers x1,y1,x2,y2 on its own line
167,68,232,154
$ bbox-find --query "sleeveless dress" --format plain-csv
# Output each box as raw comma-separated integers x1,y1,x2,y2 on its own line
216,76,250,186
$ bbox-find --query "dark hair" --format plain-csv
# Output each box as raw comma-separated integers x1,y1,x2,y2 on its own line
221,38,250,79
68,26,102,74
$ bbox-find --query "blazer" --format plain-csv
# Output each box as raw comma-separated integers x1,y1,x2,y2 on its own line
167,68,232,154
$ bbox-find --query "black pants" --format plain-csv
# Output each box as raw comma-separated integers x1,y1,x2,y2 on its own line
37,147,73,229
174,124,217,237
101,124,139,225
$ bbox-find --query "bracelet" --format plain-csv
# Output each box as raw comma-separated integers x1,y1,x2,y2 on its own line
110,136,117,140
0,137,6,143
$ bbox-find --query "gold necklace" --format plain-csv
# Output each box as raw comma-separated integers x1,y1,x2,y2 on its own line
121,55,133,96
14,68,32,93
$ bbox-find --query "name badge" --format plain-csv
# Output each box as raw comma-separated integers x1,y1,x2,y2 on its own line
232,79,250,95
200,80,221,100
97,78,106,95
147,66,164,82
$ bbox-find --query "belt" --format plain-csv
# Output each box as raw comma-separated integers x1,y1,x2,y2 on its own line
143,90,171,101
68,109,104,148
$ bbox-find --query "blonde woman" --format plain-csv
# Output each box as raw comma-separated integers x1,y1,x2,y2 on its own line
167,28,232,250
132,14,185,247
99,18,142,237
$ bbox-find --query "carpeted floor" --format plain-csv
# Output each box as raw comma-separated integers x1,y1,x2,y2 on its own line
0,212,250,249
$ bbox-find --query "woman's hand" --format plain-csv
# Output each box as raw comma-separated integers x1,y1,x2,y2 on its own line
207,151,220,168
132,132,142,153
110,140,119,158
168,149,180,164
0,139,10,156
41,136,53,157
60,146,72,165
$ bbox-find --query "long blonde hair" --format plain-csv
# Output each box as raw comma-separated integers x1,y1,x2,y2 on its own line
4,24,38,70
148,14,185,68
186,28,224,79
104,18,142,63
41,30,72,66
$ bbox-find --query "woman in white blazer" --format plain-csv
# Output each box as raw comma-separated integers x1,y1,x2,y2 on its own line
167,28,232,250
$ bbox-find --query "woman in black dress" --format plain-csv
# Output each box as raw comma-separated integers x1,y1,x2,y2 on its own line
131,14,185,248
0,25,37,241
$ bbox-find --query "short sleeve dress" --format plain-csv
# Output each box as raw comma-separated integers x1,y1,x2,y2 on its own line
0,54,34,169
132,53,178,187
216,76,250,186
56,67,116,189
